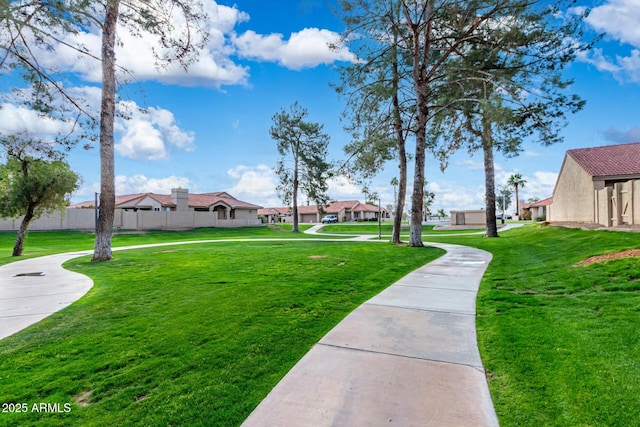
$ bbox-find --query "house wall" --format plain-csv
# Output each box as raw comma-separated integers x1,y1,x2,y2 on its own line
233,208,259,220
450,210,486,226
549,156,596,222
635,180,640,224
300,213,317,223
595,187,612,226
0,208,261,231
136,195,163,211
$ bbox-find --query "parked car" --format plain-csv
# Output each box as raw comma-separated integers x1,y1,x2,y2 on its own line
496,213,513,220
321,215,338,224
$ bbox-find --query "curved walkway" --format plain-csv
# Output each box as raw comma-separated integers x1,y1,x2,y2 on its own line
242,241,499,426
0,225,518,425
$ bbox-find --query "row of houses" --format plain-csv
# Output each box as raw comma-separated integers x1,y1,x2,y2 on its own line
0,186,389,231
259,200,389,224
2,142,637,232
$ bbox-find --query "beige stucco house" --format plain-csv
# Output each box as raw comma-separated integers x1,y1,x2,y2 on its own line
0,189,262,231
259,200,389,224
549,142,640,226
526,197,552,221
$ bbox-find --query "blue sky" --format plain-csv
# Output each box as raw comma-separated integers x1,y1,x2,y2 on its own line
1,0,640,214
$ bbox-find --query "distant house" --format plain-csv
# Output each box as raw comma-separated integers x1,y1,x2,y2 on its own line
549,142,640,226
523,197,553,221
260,200,389,224
0,188,264,231
257,207,290,224
73,189,262,221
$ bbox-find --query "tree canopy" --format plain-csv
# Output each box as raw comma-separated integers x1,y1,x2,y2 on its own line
1,0,209,260
336,0,592,241
0,136,80,256
271,102,332,233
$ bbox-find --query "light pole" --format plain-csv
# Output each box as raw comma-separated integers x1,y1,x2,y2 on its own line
378,197,382,240
94,192,99,234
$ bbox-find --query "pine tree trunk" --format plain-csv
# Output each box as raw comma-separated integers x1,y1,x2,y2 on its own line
409,86,428,247
393,147,407,244
13,205,35,256
291,155,299,233
93,0,120,261
391,34,406,245
483,113,499,238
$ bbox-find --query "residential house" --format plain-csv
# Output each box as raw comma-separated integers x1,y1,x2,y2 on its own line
260,200,389,224
257,207,290,224
74,189,262,220
549,142,640,226
0,188,263,231
523,197,553,221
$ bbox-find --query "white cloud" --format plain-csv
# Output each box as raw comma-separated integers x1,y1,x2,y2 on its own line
579,0,640,83
73,174,195,202
6,2,354,87
326,175,365,200
115,101,195,161
460,159,484,170
586,0,640,47
234,28,356,70
225,164,280,206
522,171,558,200
0,103,76,138
429,180,485,212
115,174,194,194
8,1,250,88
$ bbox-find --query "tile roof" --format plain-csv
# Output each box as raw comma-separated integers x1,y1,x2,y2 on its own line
323,200,360,213
567,142,640,177
258,207,290,216
529,196,553,207
352,202,386,212
258,201,386,216
71,191,261,210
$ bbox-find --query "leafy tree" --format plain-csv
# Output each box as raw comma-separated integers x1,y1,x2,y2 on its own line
337,0,549,246
0,136,80,256
507,173,526,217
496,186,513,216
527,196,540,204
335,0,410,244
423,184,435,220
271,102,332,233
428,0,591,237
1,1,209,260
437,208,447,218
390,176,399,209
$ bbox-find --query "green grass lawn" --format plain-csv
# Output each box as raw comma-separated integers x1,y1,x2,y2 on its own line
425,224,640,426
0,224,323,266
319,222,484,235
1,223,639,426
0,238,443,426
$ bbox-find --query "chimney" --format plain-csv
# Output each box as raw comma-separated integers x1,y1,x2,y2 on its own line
171,188,189,211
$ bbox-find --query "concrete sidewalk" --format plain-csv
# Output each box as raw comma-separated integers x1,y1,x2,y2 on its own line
0,234,501,426
0,251,93,340
242,242,499,427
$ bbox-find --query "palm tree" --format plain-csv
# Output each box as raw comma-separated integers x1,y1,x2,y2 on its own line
507,174,527,218
390,177,398,209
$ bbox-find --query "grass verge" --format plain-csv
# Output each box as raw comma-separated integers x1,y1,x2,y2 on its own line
0,224,323,266
319,222,484,235
0,239,442,426
427,224,640,426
